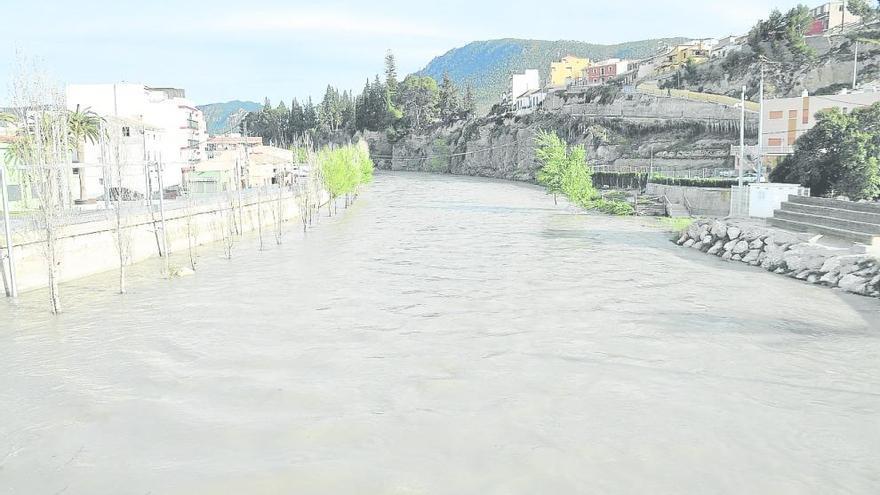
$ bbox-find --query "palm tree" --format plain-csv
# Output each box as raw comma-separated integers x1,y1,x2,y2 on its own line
66,105,104,201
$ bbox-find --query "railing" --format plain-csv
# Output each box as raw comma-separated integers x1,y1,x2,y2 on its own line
731,144,794,156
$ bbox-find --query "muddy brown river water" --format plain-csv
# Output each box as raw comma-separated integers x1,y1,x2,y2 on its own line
1,172,879,494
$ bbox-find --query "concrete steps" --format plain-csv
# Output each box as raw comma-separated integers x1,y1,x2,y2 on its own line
770,196,880,246
666,203,690,218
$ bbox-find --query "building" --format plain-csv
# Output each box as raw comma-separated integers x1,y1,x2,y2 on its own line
70,116,163,203
806,2,862,35
710,35,745,59
550,56,592,87
66,84,208,194
657,42,712,73
581,59,637,85
508,70,541,104
207,134,263,159
513,89,548,116
735,89,880,168
191,145,293,194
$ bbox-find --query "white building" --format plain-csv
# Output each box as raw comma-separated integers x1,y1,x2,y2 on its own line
509,70,541,104
807,2,862,35
66,84,207,198
710,35,745,59
513,89,547,116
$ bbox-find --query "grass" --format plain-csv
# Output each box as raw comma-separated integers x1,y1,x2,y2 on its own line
658,217,694,234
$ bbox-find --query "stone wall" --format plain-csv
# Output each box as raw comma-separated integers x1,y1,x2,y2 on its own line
3,190,327,293
677,219,880,298
645,184,731,216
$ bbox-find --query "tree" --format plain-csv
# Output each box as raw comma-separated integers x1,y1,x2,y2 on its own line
438,72,459,122
7,58,72,313
384,50,399,102
462,84,477,116
847,0,880,21
534,130,568,203
397,75,439,131
770,102,880,200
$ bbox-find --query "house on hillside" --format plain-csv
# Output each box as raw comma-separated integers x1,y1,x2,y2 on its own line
657,41,713,73
806,1,862,35
579,59,638,86
513,89,548,116
710,35,745,59
550,55,592,87
504,70,542,112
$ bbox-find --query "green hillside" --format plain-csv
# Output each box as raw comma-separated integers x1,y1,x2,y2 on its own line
418,38,689,112
198,100,262,135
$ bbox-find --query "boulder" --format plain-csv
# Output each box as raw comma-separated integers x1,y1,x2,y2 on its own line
727,226,742,240
749,238,765,250
743,229,765,242
732,240,750,255
723,240,738,252
807,274,820,284
721,252,733,261
677,234,688,245
743,250,761,264
707,241,724,256
701,234,714,245
761,244,787,270
693,241,705,250
710,221,728,239
820,255,870,274
686,222,703,241
838,274,870,294
683,239,695,248
795,270,811,280
820,272,841,286
732,254,743,261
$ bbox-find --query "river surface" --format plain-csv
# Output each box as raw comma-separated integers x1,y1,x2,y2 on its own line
1,172,879,494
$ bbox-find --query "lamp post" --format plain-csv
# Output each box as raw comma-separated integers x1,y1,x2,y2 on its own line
739,86,746,188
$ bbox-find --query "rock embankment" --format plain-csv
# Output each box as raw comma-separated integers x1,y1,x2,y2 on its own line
678,219,880,298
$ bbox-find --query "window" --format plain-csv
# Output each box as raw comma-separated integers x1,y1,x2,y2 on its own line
122,126,130,137
6,185,21,202
788,110,798,119
769,111,783,120
768,138,783,147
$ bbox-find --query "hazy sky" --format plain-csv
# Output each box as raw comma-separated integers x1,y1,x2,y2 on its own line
3,0,809,105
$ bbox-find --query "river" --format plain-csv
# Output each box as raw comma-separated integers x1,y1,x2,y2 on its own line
1,172,879,494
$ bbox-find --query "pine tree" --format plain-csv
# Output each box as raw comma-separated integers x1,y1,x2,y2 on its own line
438,72,459,122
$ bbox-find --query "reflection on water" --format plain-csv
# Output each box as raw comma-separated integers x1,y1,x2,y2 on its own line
1,172,879,494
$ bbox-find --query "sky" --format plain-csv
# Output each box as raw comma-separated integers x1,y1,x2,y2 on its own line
2,0,811,106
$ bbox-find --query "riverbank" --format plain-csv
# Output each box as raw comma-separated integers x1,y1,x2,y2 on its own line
676,218,880,298
1,188,329,293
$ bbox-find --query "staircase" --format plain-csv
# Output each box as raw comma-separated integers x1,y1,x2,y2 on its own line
769,196,880,246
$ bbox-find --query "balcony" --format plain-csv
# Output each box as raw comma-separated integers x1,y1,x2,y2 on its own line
730,144,794,157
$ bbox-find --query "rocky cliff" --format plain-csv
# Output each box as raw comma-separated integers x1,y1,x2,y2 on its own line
364,92,756,183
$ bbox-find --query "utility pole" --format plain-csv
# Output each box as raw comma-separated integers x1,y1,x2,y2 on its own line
853,40,859,90
1,166,18,298
156,158,169,276
757,64,765,183
739,86,746,188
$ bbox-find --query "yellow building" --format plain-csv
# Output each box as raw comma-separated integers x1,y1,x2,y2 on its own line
658,44,711,73
550,55,592,86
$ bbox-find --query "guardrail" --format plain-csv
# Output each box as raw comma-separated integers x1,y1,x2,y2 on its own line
637,84,760,112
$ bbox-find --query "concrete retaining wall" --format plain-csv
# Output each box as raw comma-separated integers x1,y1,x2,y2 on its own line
646,183,731,217
2,190,326,293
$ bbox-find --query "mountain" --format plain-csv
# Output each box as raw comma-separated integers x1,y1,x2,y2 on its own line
418,38,689,111
198,100,262,135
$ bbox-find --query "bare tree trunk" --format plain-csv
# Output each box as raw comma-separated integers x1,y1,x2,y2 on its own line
257,187,264,251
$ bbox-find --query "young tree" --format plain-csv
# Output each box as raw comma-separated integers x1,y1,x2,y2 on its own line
384,49,399,102
7,58,72,313
462,84,477,117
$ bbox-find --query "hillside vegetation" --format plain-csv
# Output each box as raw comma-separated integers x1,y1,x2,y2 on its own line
198,100,262,135
418,38,688,111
